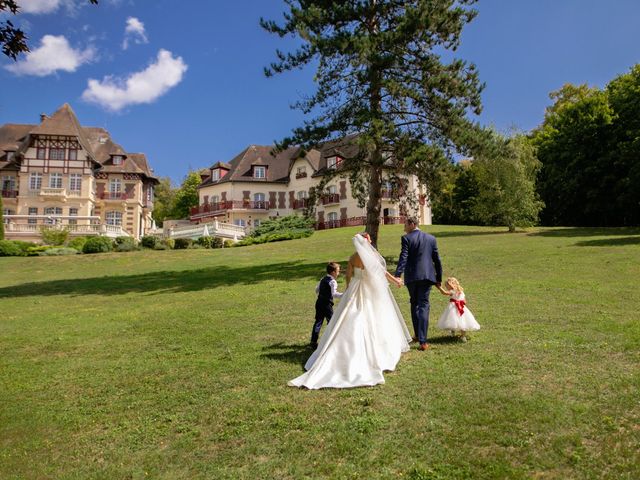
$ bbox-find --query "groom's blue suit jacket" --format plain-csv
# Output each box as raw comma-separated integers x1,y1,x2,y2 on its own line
395,229,443,285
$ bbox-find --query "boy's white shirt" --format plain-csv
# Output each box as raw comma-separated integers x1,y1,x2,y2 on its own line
315,276,343,298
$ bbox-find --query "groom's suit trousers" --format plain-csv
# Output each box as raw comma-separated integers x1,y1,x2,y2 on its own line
406,280,433,344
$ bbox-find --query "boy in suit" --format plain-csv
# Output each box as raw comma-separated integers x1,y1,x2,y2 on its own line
311,262,343,348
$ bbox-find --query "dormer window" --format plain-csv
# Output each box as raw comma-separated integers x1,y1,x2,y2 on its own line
112,155,124,165
211,169,220,181
254,166,266,179
327,156,342,170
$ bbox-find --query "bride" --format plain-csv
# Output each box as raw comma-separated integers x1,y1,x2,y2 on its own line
289,233,411,389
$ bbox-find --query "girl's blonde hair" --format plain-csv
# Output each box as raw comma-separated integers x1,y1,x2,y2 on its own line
446,277,463,292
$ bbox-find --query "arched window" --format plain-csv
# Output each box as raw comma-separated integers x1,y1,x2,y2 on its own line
106,211,122,226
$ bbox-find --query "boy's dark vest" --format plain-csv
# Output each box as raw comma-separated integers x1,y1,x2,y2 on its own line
316,275,335,307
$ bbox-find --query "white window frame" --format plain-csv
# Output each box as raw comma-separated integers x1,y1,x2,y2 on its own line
297,190,308,199
211,169,220,181
2,175,15,192
211,195,220,204
28,207,38,224
68,149,78,161
254,193,265,202
106,211,123,226
328,185,337,195
254,166,266,179
69,173,82,192
2,208,14,223
68,207,78,225
112,155,123,165
49,148,65,160
234,218,246,227
327,212,338,222
109,179,122,193
254,219,261,228
49,173,63,189
29,173,42,191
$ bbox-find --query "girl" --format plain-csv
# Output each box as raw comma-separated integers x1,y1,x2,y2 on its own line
437,277,480,342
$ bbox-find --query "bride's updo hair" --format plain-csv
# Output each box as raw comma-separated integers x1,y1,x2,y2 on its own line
446,277,463,292
359,232,371,243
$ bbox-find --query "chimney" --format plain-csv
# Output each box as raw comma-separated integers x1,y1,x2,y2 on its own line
40,113,48,123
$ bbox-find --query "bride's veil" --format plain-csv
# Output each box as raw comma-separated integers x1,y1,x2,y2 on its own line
353,234,389,292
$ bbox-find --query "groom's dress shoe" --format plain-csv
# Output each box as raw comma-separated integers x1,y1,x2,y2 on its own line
418,343,429,351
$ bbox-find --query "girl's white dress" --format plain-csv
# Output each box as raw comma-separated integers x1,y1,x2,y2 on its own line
289,236,411,389
437,291,480,332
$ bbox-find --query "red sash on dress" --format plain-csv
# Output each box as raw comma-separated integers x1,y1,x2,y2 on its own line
450,298,466,316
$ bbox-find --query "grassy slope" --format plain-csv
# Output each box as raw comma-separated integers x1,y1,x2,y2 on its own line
0,225,639,479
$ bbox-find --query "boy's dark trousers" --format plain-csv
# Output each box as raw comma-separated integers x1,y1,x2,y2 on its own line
311,299,333,345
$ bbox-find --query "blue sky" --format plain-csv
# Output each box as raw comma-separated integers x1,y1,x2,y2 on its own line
1,0,639,183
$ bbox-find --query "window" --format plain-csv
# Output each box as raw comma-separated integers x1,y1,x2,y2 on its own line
68,207,78,225
2,208,14,223
327,212,338,222
296,166,307,178
212,195,220,204
49,173,63,189
254,193,266,209
112,155,123,165
254,166,266,179
211,169,220,181
29,173,42,191
2,175,15,192
49,148,65,160
297,190,308,199
328,185,337,194
37,147,46,159
6,151,14,161
44,207,63,224
109,179,122,193
234,219,246,227
69,173,82,192
106,211,123,226
254,219,261,228
68,149,77,160
28,207,37,224
146,186,153,204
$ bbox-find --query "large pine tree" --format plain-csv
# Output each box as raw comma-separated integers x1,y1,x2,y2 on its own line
262,0,488,244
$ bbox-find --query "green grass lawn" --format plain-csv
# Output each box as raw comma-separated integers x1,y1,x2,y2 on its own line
1,225,639,479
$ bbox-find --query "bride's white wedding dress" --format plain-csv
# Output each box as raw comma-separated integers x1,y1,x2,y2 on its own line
289,235,411,389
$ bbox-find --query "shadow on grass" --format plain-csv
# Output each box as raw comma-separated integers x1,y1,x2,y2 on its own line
430,229,513,238
528,227,640,238
573,236,640,247
261,342,313,367
428,335,463,345
0,260,327,298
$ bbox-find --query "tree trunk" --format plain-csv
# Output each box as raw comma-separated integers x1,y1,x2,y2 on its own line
365,160,383,247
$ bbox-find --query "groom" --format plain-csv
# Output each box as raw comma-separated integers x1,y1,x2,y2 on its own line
394,217,442,351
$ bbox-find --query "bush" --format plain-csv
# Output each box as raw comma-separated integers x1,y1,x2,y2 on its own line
67,236,89,251
82,236,113,254
0,240,22,256
153,242,168,250
173,238,192,249
40,227,70,246
223,240,234,248
114,236,138,252
11,240,37,255
197,236,223,249
234,229,313,247
26,245,54,256
251,214,314,237
163,238,175,249
40,247,79,256
141,235,158,249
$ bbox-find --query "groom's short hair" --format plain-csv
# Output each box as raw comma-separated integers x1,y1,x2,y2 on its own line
406,216,418,226
326,262,340,274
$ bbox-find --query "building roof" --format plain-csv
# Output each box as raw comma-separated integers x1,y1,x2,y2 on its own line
0,104,156,182
197,135,364,189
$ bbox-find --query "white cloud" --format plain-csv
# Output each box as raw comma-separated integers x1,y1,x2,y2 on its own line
82,49,188,112
5,34,95,76
19,0,62,14
122,16,148,50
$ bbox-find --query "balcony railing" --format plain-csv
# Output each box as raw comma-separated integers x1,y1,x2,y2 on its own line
321,193,340,205
295,172,308,179
190,200,270,218
99,191,129,200
32,187,66,197
1,189,18,198
293,198,308,210
316,216,406,230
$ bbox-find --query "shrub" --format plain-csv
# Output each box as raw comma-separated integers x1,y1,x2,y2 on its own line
40,247,79,256
114,236,138,252
82,236,113,254
153,242,168,250
234,228,313,247
11,240,37,255
67,236,89,251
40,227,70,246
223,240,234,248
141,235,158,249
251,214,314,238
0,240,22,256
173,238,192,249
26,245,54,256
163,238,175,249
196,236,214,248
